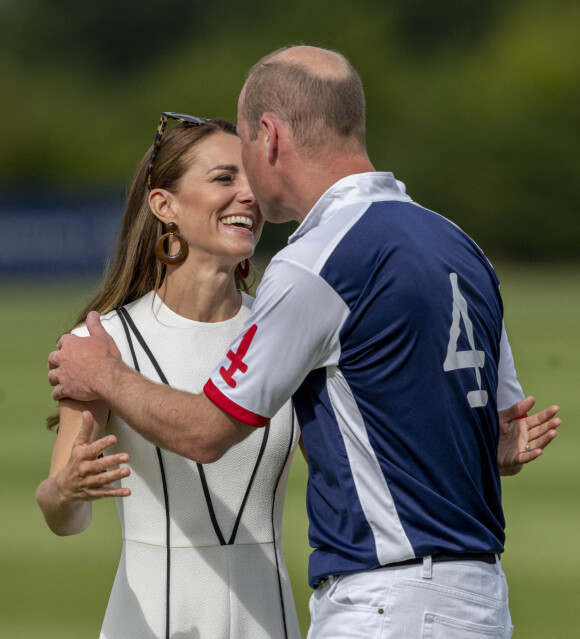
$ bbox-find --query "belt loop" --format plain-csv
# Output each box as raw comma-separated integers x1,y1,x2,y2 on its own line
494,554,500,574
422,555,433,580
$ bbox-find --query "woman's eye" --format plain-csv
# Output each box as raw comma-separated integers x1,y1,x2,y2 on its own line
215,174,233,183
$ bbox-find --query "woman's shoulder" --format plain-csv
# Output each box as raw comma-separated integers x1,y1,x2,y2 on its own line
70,309,123,339
70,291,155,338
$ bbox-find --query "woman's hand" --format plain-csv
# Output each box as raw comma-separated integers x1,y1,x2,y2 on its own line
56,411,131,503
37,408,131,535
498,396,560,476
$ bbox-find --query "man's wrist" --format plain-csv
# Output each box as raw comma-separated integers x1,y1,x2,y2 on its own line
92,354,125,402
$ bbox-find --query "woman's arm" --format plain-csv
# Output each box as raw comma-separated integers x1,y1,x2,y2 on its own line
36,399,130,536
498,396,560,476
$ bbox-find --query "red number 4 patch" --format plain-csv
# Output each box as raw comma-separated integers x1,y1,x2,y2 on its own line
220,324,258,388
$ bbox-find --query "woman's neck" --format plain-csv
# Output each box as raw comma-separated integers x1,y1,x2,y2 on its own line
156,262,242,323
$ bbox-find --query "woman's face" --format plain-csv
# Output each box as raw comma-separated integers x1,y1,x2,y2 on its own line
171,132,263,267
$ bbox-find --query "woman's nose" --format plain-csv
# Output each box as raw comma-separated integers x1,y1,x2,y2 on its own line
236,183,256,205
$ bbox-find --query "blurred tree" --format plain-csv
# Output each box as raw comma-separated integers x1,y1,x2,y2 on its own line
387,0,509,55
0,0,577,260
2,0,215,75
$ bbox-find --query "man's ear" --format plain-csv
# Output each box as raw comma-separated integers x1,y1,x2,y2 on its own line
148,188,176,224
261,116,279,164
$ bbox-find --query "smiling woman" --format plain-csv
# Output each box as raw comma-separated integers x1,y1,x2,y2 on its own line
36,115,301,639
149,130,263,287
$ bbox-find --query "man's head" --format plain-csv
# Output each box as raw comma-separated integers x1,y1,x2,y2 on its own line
236,46,371,223
240,45,366,155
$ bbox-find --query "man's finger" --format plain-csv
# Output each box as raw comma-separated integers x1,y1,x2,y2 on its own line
56,332,74,350
51,385,69,401
86,311,122,359
47,350,61,371
48,368,59,387
86,311,107,337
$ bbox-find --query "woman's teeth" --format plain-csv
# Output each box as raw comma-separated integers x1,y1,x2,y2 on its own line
221,216,253,229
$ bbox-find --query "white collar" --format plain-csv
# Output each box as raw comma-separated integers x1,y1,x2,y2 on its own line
288,172,411,244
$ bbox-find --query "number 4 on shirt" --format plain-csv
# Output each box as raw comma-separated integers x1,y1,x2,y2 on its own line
443,273,488,408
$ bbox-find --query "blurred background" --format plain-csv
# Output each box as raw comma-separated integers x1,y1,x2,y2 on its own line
1,0,578,637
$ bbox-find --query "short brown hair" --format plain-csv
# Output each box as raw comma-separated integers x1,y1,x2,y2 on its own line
242,46,366,153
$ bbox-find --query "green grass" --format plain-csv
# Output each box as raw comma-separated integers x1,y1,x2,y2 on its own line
1,264,578,638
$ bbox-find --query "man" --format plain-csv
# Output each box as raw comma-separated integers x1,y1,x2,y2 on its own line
50,46,559,637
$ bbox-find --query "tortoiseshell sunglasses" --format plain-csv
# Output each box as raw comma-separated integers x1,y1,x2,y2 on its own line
146,112,208,190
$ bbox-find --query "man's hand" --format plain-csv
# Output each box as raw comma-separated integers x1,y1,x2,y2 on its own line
498,396,561,476
48,312,122,402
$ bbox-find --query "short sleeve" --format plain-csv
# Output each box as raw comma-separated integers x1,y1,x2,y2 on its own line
496,321,525,410
204,258,350,426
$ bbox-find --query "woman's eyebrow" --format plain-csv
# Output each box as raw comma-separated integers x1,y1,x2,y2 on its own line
208,164,239,173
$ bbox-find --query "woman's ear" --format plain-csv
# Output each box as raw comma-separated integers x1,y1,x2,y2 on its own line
148,188,176,224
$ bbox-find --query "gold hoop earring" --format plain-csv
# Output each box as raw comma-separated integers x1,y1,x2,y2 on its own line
237,259,250,278
155,222,189,265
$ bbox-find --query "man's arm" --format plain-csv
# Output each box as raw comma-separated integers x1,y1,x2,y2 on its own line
48,312,255,463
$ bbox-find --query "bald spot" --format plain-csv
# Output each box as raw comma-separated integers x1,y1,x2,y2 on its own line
242,45,367,155
270,45,351,80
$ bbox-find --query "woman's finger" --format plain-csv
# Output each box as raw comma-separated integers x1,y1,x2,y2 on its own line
525,405,560,429
527,416,561,443
81,465,130,489
81,485,131,500
527,429,558,453
74,411,95,446
78,452,130,478
81,434,119,461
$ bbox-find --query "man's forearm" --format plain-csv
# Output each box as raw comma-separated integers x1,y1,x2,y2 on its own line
97,359,253,462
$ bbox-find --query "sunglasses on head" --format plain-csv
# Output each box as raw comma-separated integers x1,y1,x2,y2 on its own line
146,112,208,191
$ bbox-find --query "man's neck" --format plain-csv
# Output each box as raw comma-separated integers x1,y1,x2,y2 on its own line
292,153,376,223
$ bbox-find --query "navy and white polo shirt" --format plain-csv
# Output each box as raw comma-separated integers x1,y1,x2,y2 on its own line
205,172,523,588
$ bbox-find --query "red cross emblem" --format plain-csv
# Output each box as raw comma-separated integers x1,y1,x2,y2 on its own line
220,324,258,388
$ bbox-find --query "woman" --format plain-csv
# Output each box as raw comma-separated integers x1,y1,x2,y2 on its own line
36,114,302,639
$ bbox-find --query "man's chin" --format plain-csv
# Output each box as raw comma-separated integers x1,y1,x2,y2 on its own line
261,204,296,225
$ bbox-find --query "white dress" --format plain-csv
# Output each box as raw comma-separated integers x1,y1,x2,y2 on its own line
74,291,301,639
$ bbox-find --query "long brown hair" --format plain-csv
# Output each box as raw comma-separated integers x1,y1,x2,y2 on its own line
47,117,247,430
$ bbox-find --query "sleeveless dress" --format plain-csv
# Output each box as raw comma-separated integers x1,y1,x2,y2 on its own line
73,291,301,639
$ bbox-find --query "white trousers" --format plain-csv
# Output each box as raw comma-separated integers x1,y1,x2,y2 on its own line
307,556,513,639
